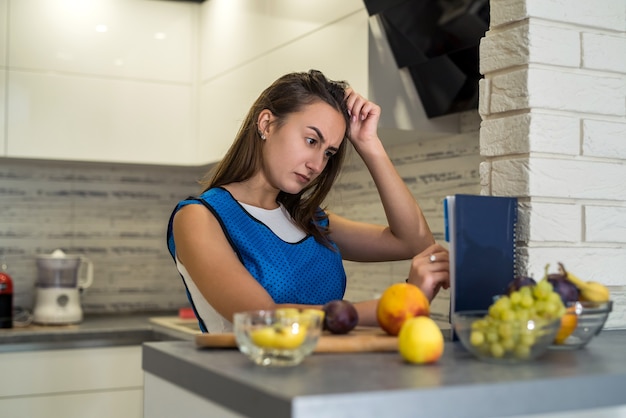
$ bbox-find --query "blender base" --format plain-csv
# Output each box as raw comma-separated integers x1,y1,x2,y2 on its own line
33,288,84,325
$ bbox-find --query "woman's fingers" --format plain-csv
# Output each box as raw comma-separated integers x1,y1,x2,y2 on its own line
345,88,379,123
407,244,450,301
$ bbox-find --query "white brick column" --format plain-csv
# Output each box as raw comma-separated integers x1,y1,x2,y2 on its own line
478,0,626,293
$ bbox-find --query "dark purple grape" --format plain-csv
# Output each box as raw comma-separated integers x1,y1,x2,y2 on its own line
547,274,579,304
322,300,359,335
506,276,537,295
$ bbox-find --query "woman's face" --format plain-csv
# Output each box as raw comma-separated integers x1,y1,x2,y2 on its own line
260,101,345,194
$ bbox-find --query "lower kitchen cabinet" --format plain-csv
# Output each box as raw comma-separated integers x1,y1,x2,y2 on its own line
0,345,143,418
144,372,242,418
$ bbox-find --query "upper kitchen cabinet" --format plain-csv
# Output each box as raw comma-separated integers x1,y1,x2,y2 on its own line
5,0,199,165
0,70,5,157
0,0,7,157
2,0,369,166
197,0,368,163
199,0,366,81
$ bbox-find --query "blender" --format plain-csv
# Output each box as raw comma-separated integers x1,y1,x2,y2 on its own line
33,249,94,325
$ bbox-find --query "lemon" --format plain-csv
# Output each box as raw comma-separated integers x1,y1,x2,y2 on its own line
250,327,277,348
275,308,300,319
397,316,444,364
275,324,307,349
250,324,306,349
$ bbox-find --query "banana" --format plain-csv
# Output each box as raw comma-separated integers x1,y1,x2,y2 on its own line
558,263,610,303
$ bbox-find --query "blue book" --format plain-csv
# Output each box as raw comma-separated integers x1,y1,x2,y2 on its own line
444,195,518,327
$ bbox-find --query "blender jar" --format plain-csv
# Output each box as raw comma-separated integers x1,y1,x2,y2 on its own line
36,249,93,290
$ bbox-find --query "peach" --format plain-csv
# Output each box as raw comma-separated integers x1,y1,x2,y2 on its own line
554,306,578,345
398,316,444,364
377,283,430,336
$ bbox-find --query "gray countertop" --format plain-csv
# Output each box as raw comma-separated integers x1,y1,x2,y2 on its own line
0,312,195,352
143,330,626,418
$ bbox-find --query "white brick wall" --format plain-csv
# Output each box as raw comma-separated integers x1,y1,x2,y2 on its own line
583,119,626,158
481,0,626,328
585,206,626,243
485,68,626,115
490,0,626,31
583,33,626,73
480,23,580,73
480,113,580,156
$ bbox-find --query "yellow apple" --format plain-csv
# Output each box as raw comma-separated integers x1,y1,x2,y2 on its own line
398,316,444,364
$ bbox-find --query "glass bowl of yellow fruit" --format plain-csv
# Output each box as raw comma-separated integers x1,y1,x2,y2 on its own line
453,311,562,364
233,308,324,366
549,300,613,350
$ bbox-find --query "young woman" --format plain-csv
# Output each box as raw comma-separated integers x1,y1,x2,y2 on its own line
167,70,449,333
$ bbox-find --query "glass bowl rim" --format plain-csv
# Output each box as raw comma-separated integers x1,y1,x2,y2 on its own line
565,300,613,315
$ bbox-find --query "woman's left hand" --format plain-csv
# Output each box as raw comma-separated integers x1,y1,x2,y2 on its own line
406,243,450,301
344,87,381,148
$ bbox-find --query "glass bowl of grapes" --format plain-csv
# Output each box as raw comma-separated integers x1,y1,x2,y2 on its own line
453,311,561,363
549,300,613,350
452,281,564,363
233,308,324,367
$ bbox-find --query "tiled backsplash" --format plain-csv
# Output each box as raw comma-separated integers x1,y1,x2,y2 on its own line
0,126,481,316
330,131,482,317
5,127,622,328
0,159,205,313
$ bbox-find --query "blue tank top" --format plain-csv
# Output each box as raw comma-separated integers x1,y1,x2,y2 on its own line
166,187,346,308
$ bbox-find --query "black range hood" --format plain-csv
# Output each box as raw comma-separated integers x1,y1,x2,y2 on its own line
364,0,489,118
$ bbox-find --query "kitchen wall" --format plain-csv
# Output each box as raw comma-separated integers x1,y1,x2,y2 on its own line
4,0,622,330
330,113,482,320
0,158,204,312
0,120,480,314
0,0,472,315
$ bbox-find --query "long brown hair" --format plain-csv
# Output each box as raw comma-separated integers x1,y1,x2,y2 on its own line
200,69,350,246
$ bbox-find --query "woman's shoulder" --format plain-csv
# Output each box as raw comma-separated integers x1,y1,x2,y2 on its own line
198,186,233,202
173,187,234,218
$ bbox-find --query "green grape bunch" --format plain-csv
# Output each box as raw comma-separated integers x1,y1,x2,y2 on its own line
469,278,566,360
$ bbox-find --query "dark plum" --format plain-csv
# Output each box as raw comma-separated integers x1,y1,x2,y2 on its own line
547,273,579,304
506,276,537,295
322,300,359,335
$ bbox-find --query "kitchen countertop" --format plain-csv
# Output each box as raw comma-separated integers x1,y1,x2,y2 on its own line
0,313,196,352
143,330,626,418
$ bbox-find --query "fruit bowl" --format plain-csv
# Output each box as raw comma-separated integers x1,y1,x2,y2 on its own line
549,300,613,350
233,309,324,367
452,311,561,364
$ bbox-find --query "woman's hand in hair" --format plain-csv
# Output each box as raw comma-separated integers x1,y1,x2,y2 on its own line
344,87,381,151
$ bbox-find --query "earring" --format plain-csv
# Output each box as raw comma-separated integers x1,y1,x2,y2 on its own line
259,131,266,140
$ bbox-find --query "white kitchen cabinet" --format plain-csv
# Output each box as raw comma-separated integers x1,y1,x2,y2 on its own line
199,0,365,81
2,0,369,166
0,69,6,157
144,372,243,418
197,7,369,163
0,0,7,157
4,0,199,166
6,70,195,165
0,345,144,418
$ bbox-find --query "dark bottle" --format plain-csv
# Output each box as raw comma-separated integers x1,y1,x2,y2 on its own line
0,267,13,329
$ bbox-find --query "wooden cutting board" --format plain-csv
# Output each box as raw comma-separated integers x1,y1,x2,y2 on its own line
195,327,398,353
